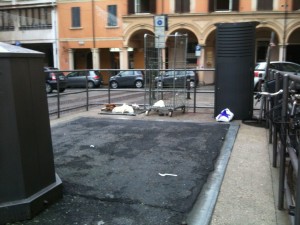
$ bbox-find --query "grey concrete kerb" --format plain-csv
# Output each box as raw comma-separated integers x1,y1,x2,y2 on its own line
186,122,239,225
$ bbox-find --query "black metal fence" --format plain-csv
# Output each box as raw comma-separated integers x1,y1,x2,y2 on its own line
262,70,300,225
46,68,215,119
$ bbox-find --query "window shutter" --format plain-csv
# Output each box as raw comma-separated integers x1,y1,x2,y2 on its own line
71,7,80,27
149,0,156,14
208,0,215,12
257,0,273,10
232,0,239,11
108,5,117,26
182,0,190,12
128,0,134,14
175,0,181,13
293,0,300,10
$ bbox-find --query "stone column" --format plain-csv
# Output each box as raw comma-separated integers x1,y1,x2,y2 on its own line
119,48,129,69
198,45,205,85
91,48,100,69
68,49,74,70
278,44,286,61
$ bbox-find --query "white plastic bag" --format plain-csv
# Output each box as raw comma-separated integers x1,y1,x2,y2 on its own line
112,103,134,114
153,100,165,107
216,108,234,122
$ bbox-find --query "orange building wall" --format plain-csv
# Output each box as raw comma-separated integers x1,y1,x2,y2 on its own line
58,0,125,48
239,0,252,11
194,0,209,12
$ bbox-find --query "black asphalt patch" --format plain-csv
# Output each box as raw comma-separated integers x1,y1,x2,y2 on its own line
15,118,230,225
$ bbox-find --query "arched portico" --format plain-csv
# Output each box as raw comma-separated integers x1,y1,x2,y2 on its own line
287,25,300,64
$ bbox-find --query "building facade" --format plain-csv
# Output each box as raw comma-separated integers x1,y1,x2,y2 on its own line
0,0,59,67
1,0,300,84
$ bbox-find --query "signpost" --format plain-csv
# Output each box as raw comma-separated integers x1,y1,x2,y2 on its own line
154,15,166,48
195,44,202,57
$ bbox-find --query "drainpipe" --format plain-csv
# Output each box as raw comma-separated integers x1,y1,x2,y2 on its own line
92,0,96,49
282,0,288,61
91,0,96,69
52,0,59,68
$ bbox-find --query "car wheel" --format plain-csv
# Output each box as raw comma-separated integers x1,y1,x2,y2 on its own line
88,81,95,88
59,88,65,93
110,81,118,89
46,83,52,94
135,80,143,88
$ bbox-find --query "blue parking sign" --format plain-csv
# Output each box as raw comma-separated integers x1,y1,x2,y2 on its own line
195,44,201,56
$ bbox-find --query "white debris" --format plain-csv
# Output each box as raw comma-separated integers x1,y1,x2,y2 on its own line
158,173,178,177
153,100,165,107
131,103,140,109
112,103,134,114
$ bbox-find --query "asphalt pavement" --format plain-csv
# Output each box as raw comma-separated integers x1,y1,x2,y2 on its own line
5,94,292,225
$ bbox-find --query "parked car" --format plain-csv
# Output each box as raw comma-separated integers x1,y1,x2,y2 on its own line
154,70,198,88
44,67,67,94
109,70,144,88
254,61,300,91
66,70,103,88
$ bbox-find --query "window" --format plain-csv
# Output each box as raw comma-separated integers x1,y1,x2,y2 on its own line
0,10,14,31
293,0,300,10
209,0,239,12
127,0,156,14
175,0,190,13
19,7,52,30
256,41,269,62
107,5,117,27
257,0,273,11
281,63,300,72
71,7,81,28
186,42,197,65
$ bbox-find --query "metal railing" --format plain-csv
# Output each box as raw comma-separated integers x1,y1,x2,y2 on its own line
46,68,215,119
262,70,300,225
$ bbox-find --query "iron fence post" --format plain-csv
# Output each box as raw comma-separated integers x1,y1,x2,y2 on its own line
272,72,281,168
56,73,61,118
85,73,89,111
278,74,288,210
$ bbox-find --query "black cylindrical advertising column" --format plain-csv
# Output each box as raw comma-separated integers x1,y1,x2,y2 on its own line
214,22,259,120
0,43,62,224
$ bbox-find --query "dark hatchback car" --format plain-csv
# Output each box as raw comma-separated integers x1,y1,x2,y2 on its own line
109,70,144,88
154,70,198,88
44,67,67,94
66,70,103,88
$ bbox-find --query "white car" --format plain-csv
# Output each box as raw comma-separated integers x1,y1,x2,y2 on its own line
254,61,300,91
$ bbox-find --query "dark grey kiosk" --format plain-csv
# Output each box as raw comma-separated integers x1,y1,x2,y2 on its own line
0,42,62,224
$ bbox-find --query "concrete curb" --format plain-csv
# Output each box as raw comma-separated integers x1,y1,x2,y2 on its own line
186,122,240,225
